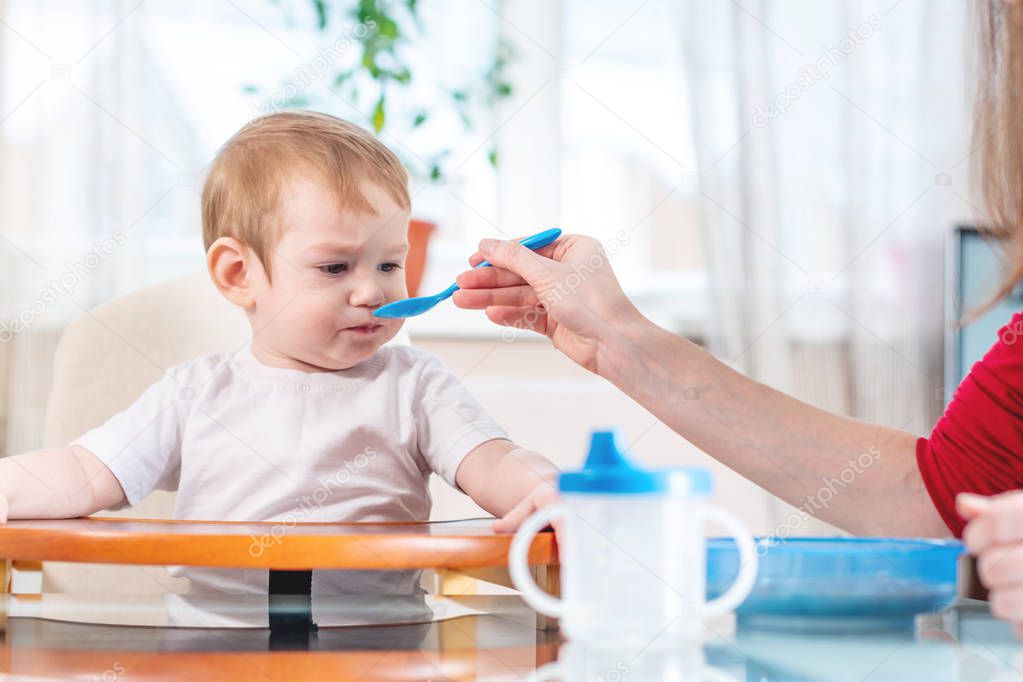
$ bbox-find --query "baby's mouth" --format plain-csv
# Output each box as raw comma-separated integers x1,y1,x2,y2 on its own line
344,323,384,335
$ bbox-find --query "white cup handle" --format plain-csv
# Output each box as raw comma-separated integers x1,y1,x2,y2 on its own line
509,506,565,619
530,662,562,681
700,505,758,620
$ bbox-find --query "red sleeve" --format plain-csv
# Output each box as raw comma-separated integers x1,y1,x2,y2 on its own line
917,310,1023,537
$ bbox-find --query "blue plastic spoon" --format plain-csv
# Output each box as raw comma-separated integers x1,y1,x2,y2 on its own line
374,227,562,319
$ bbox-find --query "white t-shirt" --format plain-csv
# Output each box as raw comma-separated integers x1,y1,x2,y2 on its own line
73,343,508,595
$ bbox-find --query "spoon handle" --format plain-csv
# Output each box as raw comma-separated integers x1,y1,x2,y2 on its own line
475,228,562,269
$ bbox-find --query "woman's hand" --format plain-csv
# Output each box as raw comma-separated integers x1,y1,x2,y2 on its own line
453,234,643,375
959,491,1023,638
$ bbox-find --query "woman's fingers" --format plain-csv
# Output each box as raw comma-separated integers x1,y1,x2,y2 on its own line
468,241,559,267
456,266,529,291
453,285,539,310
990,585,1023,621
964,491,1023,552
957,492,991,521
456,233,626,373
473,238,556,286
962,492,1023,638
978,544,1023,588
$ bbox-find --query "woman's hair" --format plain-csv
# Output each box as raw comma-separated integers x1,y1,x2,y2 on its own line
973,0,1023,310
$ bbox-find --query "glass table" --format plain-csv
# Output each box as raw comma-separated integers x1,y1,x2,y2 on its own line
1,593,1022,681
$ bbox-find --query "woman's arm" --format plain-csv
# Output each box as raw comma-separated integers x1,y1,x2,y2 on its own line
454,235,948,537
603,313,945,537
0,446,125,522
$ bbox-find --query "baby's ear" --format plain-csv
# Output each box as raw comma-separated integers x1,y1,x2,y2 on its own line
207,237,257,309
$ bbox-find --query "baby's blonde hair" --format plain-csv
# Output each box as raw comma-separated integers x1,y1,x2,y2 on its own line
201,111,410,279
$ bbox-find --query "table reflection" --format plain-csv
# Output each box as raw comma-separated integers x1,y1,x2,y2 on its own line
1,595,1023,681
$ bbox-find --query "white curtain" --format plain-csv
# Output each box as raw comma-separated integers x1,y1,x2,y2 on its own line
680,0,972,531
683,0,970,430
0,1,202,454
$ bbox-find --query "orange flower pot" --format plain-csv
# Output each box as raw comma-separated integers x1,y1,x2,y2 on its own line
406,218,436,298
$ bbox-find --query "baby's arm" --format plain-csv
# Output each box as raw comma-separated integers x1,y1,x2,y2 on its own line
455,439,559,532
0,446,125,522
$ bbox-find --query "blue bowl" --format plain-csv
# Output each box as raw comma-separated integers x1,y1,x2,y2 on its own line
707,537,965,633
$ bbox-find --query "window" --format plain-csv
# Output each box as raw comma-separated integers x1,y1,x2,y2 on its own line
1,0,705,339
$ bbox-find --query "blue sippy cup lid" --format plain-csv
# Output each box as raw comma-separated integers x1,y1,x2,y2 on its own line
558,430,714,495
556,430,678,494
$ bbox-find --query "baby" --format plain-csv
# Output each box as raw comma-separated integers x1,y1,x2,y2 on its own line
0,111,558,594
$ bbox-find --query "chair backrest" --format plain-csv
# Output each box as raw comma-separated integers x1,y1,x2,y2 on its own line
40,272,410,593
43,272,251,449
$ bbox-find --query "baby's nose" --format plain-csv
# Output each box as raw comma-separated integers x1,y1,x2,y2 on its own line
349,278,386,308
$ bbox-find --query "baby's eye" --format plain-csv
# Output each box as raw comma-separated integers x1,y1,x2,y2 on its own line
379,262,403,273
320,263,348,275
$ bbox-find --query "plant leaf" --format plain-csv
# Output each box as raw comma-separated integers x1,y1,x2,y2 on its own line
377,15,399,38
314,0,327,29
362,47,381,77
372,94,386,132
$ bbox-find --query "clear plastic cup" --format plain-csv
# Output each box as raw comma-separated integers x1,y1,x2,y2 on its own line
509,430,758,646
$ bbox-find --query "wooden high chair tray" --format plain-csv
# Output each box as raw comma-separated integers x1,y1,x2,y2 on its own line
0,517,557,570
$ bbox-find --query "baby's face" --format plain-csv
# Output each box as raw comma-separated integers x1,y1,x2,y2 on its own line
248,174,410,371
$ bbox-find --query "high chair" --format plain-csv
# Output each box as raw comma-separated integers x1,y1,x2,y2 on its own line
3,273,557,613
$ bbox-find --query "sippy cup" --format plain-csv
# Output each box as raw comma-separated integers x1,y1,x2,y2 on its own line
509,430,758,645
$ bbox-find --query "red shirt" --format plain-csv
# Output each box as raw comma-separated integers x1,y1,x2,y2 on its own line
917,310,1023,537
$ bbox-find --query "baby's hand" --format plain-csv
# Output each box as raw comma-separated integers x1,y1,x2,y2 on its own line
493,479,558,534
960,491,1023,639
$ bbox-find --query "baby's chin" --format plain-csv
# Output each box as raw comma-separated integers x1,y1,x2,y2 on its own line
263,323,400,372
320,326,399,369
329,346,383,370
292,347,377,372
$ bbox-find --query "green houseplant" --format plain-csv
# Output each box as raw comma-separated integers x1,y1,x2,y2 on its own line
251,0,514,181
248,0,515,294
